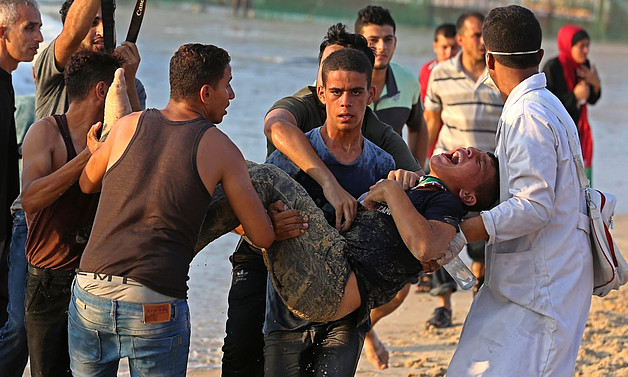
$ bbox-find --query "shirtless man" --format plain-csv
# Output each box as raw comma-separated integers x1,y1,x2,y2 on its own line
70,43,274,376
21,50,119,377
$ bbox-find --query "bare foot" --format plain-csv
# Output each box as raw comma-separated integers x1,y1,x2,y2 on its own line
101,68,132,141
364,329,389,370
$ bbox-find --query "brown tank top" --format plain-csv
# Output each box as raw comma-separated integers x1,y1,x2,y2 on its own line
79,109,213,299
25,114,100,270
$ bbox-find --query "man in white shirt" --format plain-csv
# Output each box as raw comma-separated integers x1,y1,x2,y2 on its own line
446,5,593,376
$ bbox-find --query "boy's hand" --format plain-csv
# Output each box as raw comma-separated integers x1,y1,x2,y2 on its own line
362,179,401,210
437,231,467,265
387,169,420,190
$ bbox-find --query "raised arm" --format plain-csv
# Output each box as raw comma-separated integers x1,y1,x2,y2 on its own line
22,118,101,213
363,179,456,261
54,0,102,70
114,41,143,111
264,108,357,231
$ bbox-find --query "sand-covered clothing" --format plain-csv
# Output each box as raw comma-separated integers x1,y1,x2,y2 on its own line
196,163,464,323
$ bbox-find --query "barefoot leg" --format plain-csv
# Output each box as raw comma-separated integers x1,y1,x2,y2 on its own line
101,68,132,141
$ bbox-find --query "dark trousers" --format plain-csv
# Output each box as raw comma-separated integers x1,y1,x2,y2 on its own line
221,239,268,377
24,265,74,377
0,238,10,327
264,313,367,377
0,211,29,376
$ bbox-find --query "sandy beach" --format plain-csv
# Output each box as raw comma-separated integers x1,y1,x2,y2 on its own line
187,215,628,377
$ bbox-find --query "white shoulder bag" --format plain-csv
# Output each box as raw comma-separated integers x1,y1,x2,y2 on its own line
527,92,628,297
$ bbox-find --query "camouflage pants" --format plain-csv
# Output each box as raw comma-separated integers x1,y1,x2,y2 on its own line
195,162,350,322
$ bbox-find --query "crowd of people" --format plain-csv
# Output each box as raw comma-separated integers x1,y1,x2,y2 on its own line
0,0,602,376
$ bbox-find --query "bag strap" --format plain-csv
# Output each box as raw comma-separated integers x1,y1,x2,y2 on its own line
523,92,590,190
126,0,148,43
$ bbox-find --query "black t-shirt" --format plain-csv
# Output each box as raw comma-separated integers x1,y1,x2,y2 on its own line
344,188,464,312
0,69,19,240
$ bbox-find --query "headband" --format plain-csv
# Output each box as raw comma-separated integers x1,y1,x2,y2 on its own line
487,49,540,56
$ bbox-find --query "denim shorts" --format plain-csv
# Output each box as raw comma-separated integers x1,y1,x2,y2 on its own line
68,280,190,377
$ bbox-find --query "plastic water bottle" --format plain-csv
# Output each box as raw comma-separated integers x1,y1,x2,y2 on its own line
443,255,476,290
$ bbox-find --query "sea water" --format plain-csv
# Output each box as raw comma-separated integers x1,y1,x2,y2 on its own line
15,3,628,371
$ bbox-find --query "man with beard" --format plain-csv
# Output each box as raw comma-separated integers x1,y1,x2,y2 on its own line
34,0,145,119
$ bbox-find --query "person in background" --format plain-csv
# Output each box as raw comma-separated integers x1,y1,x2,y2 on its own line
356,5,427,165
543,24,601,182
417,22,463,329
419,22,458,160
423,12,503,328
0,0,42,375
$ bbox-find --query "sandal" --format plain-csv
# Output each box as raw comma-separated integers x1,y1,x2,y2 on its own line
425,306,452,329
414,272,432,294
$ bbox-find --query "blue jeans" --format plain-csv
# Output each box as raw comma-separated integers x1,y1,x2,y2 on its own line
68,281,191,377
0,210,28,377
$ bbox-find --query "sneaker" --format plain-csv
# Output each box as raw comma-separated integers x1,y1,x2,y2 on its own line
425,307,452,329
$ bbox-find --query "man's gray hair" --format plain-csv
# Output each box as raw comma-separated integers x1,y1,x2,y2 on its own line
0,0,39,28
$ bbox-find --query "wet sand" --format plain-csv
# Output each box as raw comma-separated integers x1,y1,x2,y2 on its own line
187,215,628,376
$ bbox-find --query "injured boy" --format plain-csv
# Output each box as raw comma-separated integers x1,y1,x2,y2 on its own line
196,147,498,323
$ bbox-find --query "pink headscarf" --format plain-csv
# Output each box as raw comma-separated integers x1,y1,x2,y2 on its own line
556,24,593,169
557,24,584,91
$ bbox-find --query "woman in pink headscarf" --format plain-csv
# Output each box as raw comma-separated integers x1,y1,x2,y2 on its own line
543,25,602,181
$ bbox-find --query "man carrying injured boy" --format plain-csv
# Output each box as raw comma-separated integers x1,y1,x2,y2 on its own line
196,146,499,326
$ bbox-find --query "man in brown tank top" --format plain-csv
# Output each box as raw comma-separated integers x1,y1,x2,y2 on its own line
70,44,274,376
20,51,121,377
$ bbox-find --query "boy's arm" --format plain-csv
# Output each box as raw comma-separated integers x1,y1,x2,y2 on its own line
363,179,456,262
264,108,357,232
21,119,99,213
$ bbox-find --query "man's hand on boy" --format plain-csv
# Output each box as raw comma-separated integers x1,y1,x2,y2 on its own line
268,200,308,241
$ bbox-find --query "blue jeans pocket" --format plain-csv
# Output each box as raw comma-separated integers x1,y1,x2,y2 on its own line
130,331,190,376
68,312,102,363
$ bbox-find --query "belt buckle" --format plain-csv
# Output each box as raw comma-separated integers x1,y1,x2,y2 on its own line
143,303,171,323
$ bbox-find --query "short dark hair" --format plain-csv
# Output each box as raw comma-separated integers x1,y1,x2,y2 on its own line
355,5,395,34
169,44,231,102
466,152,499,212
434,23,456,41
321,48,372,88
318,23,375,66
456,12,484,35
59,0,114,24
483,5,542,69
64,51,121,102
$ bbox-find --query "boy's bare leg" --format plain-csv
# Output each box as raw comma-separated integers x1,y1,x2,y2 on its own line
101,68,132,141
363,282,411,369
